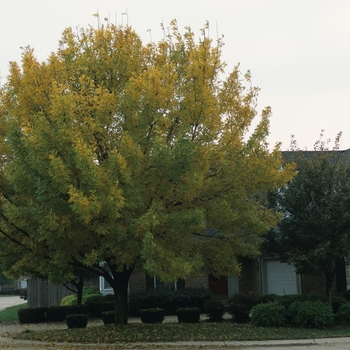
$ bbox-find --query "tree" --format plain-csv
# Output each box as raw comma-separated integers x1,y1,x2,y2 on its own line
263,134,350,306
62,267,96,306
0,20,294,324
0,272,14,288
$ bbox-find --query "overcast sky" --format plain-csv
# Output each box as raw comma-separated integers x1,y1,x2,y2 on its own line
1,1,349,150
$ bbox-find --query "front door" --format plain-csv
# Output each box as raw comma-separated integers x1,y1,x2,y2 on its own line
208,275,228,298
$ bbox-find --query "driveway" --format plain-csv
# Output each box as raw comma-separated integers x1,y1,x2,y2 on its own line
0,296,26,312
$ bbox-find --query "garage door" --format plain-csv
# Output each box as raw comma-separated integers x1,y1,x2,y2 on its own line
263,259,297,295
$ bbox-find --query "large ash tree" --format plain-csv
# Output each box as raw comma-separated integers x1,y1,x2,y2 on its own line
0,21,294,324
263,135,350,306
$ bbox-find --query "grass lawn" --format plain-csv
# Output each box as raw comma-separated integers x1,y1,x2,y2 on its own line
12,321,350,344
0,303,27,323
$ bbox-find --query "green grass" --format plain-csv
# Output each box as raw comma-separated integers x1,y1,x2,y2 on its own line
12,322,350,344
0,303,27,323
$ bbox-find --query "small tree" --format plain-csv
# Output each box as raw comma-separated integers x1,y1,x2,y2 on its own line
263,133,350,306
63,267,96,305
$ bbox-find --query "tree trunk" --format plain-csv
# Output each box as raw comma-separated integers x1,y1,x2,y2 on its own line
325,269,336,309
112,277,129,325
108,264,134,325
76,277,84,306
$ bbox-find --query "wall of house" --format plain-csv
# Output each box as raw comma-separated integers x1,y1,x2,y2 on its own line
238,257,261,295
129,270,147,293
184,275,208,289
129,271,208,293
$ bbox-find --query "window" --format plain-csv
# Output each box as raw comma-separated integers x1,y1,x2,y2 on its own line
146,274,185,290
154,277,177,291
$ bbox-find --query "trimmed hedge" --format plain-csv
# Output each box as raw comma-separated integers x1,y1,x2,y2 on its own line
140,308,165,324
18,307,47,324
130,288,211,316
46,306,68,322
18,305,91,324
90,302,114,317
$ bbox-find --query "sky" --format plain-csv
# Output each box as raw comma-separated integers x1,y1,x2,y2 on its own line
1,0,349,150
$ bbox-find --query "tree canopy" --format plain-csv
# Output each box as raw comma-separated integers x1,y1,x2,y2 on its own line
263,135,350,304
0,21,294,323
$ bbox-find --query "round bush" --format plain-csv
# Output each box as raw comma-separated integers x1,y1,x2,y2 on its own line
251,302,287,327
337,302,350,325
61,294,77,306
82,293,103,305
289,300,334,329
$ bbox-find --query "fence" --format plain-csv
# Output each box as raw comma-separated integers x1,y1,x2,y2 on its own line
27,276,100,308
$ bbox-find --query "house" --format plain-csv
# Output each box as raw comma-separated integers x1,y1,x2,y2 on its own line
29,148,350,308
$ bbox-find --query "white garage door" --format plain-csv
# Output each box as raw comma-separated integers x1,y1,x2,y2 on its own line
263,259,297,295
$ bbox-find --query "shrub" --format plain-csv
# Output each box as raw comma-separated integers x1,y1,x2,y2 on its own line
204,300,225,322
130,288,211,316
90,302,114,317
275,294,311,309
172,288,212,311
255,294,277,304
18,307,47,324
331,295,347,314
82,286,100,294
66,314,88,329
228,294,257,322
65,305,90,316
140,308,165,324
0,288,21,296
177,307,200,323
102,311,115,325
130,289,173,316
337,302,350,325
289,300,334,329
60,287,102,306
251,302,287,327
61,294,77,306
81,293,103,305
46,306,68,322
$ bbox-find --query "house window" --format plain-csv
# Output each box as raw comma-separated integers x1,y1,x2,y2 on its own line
146,274,185,290
99,276,114,295
154,277,177,291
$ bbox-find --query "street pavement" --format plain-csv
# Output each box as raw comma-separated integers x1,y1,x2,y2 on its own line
1,297,350,348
